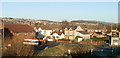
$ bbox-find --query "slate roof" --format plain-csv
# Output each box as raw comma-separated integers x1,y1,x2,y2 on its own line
77,31,89,34
94,32,102,34
69,26,77,30
65,25,85,30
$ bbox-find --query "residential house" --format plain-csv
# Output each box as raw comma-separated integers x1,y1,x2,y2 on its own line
92,32,106,38
75,31,92,39
64,25,91,40
87,24,107,33
50,30,65,40
110,32,120,45
112,28,118,32
111,37,120,45
112,27,119,35
34,25,53,39
4,24,35,39
64,26,77,40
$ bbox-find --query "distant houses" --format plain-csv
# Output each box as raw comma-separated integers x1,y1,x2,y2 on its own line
87,24,107,33
33,23,120,45
34,24,112,41
34,25,92,40
1,19,119,45
92,32,106,38
1,18,120,46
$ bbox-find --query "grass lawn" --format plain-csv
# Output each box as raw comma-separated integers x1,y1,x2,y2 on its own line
36,44,95,56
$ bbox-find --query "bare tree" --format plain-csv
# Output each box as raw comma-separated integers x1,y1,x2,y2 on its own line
60,21,70,30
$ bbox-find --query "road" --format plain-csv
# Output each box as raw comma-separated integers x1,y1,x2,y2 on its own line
93,44,120,57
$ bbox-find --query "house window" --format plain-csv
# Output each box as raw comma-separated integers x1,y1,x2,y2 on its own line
69,36,73,40
44,31,46,33
24,33,28,36
53,36,55,38
69,31,73,35
56,36,59,38
65,31,68,35
113,40,118,43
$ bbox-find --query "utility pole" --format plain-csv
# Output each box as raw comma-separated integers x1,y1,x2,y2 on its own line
119,32,120,39
2,20,4,41
2,19,4,47
111,24,112,35
0,20,2,58
1,18,4,57
110,24,112,45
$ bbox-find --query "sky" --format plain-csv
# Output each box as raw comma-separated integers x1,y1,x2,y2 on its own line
1,0,119,2
0,2,118,23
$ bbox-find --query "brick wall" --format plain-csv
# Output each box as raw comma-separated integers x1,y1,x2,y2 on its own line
12,32,35,40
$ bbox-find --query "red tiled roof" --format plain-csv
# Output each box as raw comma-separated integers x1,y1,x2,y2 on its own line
77,31,89,34
4,24,35,33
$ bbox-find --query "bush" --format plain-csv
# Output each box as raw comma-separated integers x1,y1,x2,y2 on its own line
92,37,110,42
3,37,35,56
36,44,95,56
75,36,82,39
112,35,119,37
58,39,70,41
